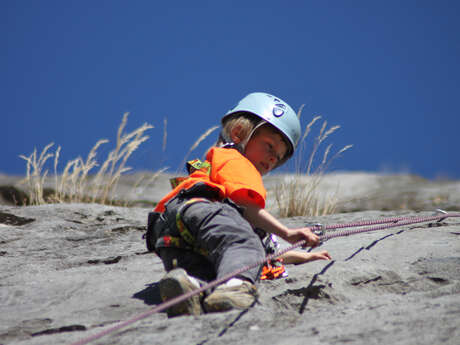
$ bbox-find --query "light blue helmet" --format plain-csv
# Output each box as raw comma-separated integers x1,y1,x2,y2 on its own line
222,92,301,165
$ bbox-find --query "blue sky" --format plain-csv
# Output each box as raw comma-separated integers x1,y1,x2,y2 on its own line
2,1,459,179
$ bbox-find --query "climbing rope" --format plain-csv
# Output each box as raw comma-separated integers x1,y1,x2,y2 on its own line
70,211,460,345
310,210,452,233
313,210,459,241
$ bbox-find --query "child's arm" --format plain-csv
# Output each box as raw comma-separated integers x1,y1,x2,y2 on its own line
240,202,320,247
280,250,331,265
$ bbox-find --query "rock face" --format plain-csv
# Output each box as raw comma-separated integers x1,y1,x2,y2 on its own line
1,204,459,345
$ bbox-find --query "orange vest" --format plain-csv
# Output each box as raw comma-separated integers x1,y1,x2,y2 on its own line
154,147,266,212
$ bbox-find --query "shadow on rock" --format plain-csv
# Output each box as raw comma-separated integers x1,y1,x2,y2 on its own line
132,282,163,306
0,211,35,226
0,185,30,206
272,261,340,315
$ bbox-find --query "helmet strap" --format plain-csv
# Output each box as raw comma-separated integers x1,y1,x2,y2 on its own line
217,131,243,152
239,120,266,152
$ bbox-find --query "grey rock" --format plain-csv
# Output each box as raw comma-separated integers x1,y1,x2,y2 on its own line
1,205,459,345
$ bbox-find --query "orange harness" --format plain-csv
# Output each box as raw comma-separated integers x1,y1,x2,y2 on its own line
260,258,286,280
260,234,287,280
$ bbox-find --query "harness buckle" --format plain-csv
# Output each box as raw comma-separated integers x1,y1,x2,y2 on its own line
307,223,324,236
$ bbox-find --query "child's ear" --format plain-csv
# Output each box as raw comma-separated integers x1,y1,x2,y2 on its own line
230,125,244,144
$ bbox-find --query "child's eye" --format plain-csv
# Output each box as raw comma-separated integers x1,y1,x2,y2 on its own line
265,142,280,162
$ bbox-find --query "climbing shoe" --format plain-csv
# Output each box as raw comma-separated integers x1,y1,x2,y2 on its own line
203,279,258,313
159,268,203,317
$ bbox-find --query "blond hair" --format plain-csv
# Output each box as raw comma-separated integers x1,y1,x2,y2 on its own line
217,112,261,146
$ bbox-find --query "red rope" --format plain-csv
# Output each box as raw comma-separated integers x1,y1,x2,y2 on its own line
69,212,460,345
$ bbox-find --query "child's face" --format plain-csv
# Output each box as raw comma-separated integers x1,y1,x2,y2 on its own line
244,126,287,176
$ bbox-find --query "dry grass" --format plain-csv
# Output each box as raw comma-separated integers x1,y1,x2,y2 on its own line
178,125,219,172
19,113,220,206
274,175,339,217
19,143,55,205
274,108,352,217
20,113,153,205
123,167,168,207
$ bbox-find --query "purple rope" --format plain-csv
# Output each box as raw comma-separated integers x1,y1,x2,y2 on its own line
321,213,460,241
313,212,460,232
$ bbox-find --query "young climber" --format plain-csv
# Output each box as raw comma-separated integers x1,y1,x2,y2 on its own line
146,92,331,317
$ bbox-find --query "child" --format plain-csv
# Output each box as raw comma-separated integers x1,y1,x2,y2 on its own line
146,92,331,317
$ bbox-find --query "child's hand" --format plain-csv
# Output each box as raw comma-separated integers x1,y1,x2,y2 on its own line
310,250,332,261
285,227,320,247
280,250,331,265
240,206,320,247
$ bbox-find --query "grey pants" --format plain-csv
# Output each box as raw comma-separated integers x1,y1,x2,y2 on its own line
157,196,266,284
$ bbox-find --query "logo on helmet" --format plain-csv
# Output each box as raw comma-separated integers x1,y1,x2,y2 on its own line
273,103,286,117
